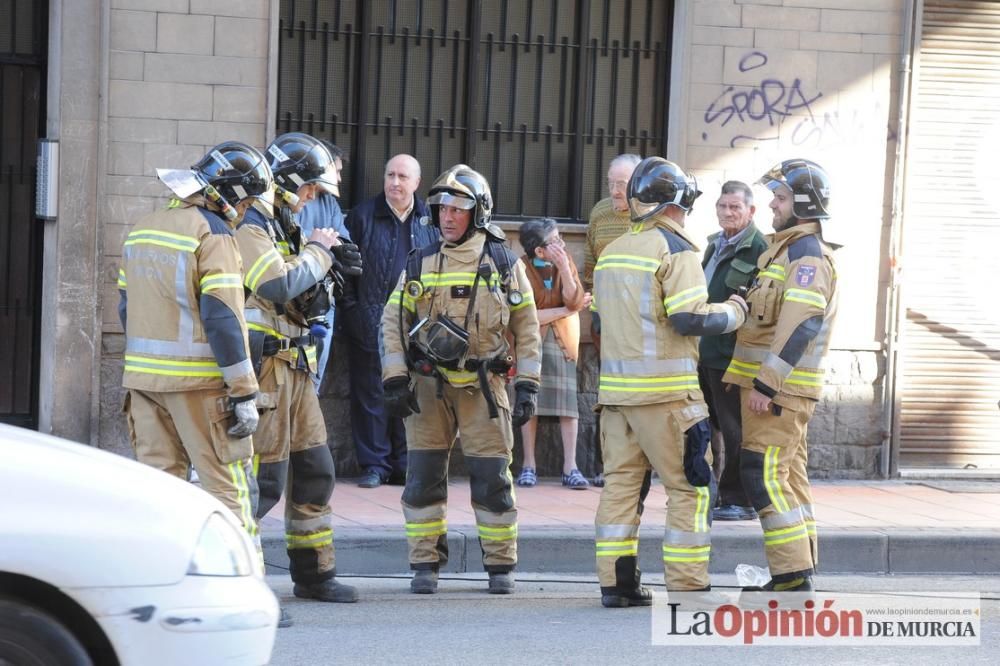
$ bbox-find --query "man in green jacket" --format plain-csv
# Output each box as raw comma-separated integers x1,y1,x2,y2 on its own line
699,181,768,521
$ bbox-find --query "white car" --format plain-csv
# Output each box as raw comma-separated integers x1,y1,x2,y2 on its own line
0,424,277,665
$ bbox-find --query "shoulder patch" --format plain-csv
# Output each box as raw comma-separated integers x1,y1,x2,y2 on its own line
656,227,694,255
198,208,233,236
788,234,822,261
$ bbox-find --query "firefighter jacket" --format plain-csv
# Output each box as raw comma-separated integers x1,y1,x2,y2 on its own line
381,231,542,391
722,222,838,401
234,202,335,376
591,215,746,407
118,200,258,400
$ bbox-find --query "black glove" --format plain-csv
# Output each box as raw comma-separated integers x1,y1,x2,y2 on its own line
331,242,363,277
510,381,538,428
383,376,420,419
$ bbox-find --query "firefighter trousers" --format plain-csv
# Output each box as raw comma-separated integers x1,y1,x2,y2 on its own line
125,388,259,550
739,388,818,580
253,356,338,584
401,373,518,573
596,401,716,592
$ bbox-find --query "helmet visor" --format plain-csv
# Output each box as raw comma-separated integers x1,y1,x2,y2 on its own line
427,190,476,210
311,161,340,197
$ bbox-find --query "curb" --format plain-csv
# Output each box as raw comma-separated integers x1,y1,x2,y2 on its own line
262,526,1000,576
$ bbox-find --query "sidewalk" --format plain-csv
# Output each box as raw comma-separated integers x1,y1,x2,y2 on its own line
261,479,1000,576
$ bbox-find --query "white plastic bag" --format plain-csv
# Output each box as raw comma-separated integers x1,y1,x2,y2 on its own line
735,563,770,587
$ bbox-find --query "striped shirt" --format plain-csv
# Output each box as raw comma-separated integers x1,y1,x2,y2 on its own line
583,198,632,290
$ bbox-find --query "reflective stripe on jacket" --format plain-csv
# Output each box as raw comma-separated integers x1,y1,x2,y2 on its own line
118,202,257,399
722,222,838,401
235,203,334,376
381,231,542,389
592,216,746,407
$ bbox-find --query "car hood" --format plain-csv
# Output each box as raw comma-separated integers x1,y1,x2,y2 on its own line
0,424,232,587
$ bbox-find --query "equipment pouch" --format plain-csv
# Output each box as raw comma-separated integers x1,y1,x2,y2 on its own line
209,402,253,464
682,419,713,487
414,313,470,364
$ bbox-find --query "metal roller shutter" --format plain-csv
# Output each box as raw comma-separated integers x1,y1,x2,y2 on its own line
897,0,1000,470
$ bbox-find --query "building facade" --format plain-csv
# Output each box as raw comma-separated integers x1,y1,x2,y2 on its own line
4,0,997,478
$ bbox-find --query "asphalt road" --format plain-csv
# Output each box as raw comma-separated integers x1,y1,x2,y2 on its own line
267,573,1000,665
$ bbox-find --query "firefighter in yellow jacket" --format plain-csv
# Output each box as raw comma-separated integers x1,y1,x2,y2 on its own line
723,159,838,597
235,133,363,608
381,165,541,595
119,141,271,546
592,157,748,608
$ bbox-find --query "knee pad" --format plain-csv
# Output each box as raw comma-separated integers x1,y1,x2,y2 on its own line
466,456,514,514
255,459,288,519
740,449,771,510
401,449,449,508
288,446,335,505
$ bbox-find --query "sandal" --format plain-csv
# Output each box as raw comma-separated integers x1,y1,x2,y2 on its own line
562,469,590,489
517,467,537,487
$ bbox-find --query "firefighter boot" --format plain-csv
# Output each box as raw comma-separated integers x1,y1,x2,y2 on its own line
293,576,359,603
488,572,515,595
739,575,815,609
601,556,653,608
411,570,439,594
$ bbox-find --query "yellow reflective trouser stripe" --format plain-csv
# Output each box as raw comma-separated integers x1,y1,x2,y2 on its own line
245,250,282,292
664,285,708,314
286,529,334,549
509,291,535,311
759,264,786,281
598,374,699,392
763,524,809,547
124,355,222,378
406,520,447,538
764,446,791,513
117,268,127,288
805,521,817,536
662,545,711,562
227,462,257,537
783,288,827,309
478,524,518,541
125,229,199,253
596,539,639,557
200,272,244,292
694,486,711,532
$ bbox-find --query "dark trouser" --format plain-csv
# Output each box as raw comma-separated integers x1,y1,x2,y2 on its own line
343,337,407,478
698,365,751,508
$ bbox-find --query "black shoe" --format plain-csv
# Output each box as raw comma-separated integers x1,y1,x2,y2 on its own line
277,606,293,628
358,469,384,488
713,504,758,521
601,586,653,608
411,570,439,594
293,577,360,603
740,576,814,608
488,572,515,595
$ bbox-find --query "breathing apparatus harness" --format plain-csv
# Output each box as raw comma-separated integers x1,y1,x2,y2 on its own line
399,235,522,418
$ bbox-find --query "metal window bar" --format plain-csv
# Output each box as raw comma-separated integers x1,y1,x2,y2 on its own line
276,0,670,221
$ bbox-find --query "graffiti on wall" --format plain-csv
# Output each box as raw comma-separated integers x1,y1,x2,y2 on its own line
701,51,896,149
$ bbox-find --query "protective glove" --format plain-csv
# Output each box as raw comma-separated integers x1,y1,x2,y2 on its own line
383,376,420,419
510,381,538,428
228,398,259,438
331,242,363,277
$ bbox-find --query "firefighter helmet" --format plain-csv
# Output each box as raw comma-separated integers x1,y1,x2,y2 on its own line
266,132,340,197
759,158,831,220
191,141,273,207
426,164,494,230
627,157,701,222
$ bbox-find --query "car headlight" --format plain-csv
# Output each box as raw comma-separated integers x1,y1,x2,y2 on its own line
187,513,254,577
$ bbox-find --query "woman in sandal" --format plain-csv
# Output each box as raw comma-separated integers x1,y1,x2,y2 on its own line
515,218,592,489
